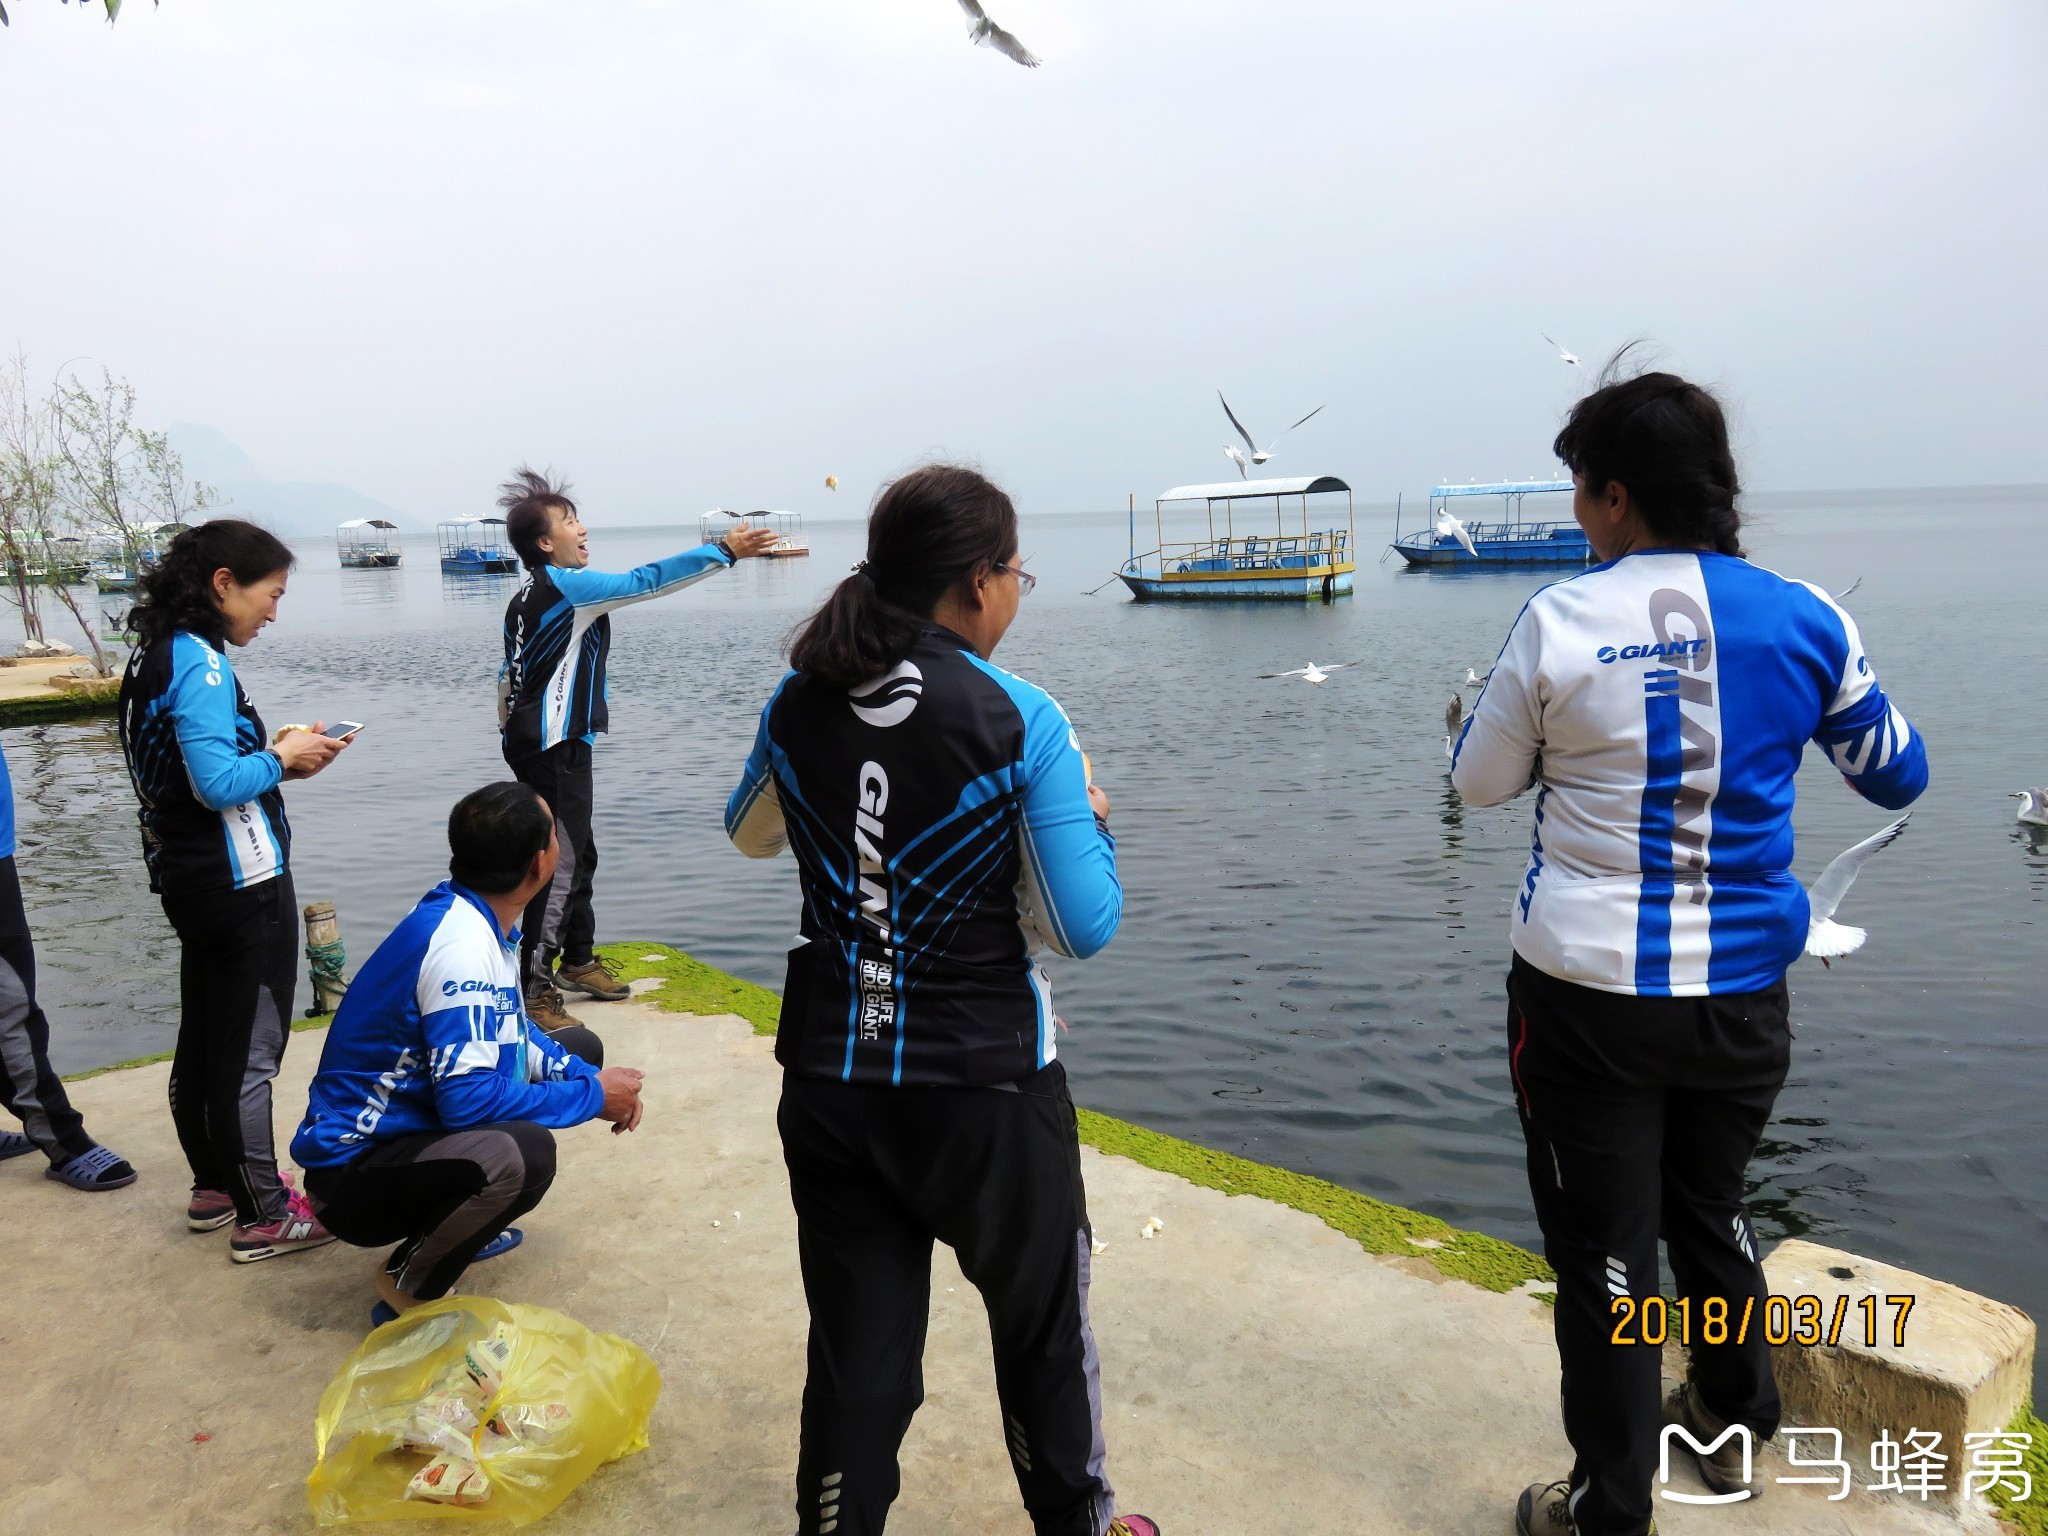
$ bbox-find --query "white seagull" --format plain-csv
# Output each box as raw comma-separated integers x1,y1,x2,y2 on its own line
1804,812,1912,966
955,0,1039,66
1541,333,1582,368
1433,503,1479,557
1219,391,1325,466
1443,692,1466,759
1224,444,1251,479
1835,576,1863,600
1463,667,1490,687
1256,660,1360,685
2013,790,2048,827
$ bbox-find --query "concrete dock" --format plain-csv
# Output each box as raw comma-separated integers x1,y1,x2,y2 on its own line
0,995,2008,1534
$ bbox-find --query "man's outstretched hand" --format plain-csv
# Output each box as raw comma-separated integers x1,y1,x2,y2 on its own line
597,1066,645,1134
724,523,780,560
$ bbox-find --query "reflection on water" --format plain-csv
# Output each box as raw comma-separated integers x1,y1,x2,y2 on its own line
3,496,2045,1393
339,568,407,610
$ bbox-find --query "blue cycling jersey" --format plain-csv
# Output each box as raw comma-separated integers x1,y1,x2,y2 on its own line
117,631,288,895
291,881,603,1168
1453,550,1928,995
0,738,15,862
727,625,1121,1087
500,545,735,762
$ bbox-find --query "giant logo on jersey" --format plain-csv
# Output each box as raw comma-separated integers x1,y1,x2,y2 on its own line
848,660,923,727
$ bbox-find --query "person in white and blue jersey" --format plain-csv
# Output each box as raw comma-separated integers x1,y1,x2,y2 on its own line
496,468,776,1034
292,782,646,1327
118,521,350,1263
1452,368,1928,1536
726,466,1159,1536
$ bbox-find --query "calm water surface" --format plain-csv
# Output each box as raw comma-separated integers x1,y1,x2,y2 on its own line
9,487,2044,1382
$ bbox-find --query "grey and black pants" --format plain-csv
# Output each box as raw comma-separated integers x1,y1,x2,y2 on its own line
778,1061,1116,1536
304,1120,559,1300
160,870,299,1226
509,739,598,988
0,857,94,1163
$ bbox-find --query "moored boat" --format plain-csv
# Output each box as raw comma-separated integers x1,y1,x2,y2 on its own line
437,516,518,575
1118,475,1355,602
337,518,403,569
699,508,809,559
1390,481,1589,567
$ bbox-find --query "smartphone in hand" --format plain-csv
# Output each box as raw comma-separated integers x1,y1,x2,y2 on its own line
322,721,366,741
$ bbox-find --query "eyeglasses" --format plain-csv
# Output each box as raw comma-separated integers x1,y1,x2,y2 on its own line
993,562,1037,597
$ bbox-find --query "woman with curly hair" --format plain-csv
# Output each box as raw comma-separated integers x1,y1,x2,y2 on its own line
118,519,349,1263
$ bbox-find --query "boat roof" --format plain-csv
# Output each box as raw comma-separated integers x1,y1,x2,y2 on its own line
1433,480,1572,497
1158,475,1350,501
337,518,399,530
438,516,507,526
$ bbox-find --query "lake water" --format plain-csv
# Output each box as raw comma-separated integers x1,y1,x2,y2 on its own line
9,487,2044,1383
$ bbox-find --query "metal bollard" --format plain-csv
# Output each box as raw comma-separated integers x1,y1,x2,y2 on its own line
302,901,349,1017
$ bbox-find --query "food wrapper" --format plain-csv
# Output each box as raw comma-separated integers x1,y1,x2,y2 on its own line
463,1323,515,1399
481,1401,572,1456
398,1375,485,1458
405,1453,491,1507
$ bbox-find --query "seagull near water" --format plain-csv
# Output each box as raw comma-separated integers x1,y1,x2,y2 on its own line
2013,789,2048,827
1219,392,1325,467
1256,660,1361,686
1443,692,1466,759
1433,503,1478,557
1463,666,1490,687
1804,813,1912,966
955,0,1040,66
1224,444,1251,479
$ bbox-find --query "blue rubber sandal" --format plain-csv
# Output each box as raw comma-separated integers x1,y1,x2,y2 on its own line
0,1131,34,1162
369,1300,399,1328
475,1227,523,1262
45,1144,137,1191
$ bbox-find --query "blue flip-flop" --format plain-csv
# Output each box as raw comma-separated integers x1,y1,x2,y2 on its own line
0,1131,34,1162
45,1144,138,1191
475,1226,523,1262
369,1300,399,1328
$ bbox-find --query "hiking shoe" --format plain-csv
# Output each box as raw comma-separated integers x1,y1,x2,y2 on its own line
556,956,629,1001
187,1187,237,1232
229,1187,338,1263
525,982,585,1032
1516,1481,1575,1535
1108,1519,1161,1536
1665,1379,1758,1498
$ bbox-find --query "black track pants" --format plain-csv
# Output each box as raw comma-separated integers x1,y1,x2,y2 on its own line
778,1063,1115,1536
1507,954,1790,1536
510,740,598,984
304,1121,558,1301
160,871,299,1226
0,858,92,1162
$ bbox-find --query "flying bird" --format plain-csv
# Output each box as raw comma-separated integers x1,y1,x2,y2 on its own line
824,475,839,491
2013,789,2048,827
1835,576,1862,600
955,0,1039,66
1443,692,1466,759
1433,504,1479,557
1804,812,1912,966
1542,333,1582,368
1224,445,1251,479
1255,660,1360,685
1218,391,1324,466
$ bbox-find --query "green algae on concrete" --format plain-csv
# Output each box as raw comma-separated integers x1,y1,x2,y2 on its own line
602,941,1553,1296
1990,1399,2048,1535
62,1016,330,1082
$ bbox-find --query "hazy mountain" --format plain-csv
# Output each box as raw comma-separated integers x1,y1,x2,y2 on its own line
167,424,410,540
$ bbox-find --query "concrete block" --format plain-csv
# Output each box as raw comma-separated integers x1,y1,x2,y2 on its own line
1762,1239,2034,1500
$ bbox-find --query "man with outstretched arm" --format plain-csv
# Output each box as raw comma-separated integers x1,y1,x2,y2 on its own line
496,467,777,1033
291,782,647,1327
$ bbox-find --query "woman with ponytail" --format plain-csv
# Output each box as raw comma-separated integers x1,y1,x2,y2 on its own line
1451,366,1929,1536
118,519,348,1264
725,466,1159,1536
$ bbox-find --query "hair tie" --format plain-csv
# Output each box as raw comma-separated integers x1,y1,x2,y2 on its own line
852,560,872,577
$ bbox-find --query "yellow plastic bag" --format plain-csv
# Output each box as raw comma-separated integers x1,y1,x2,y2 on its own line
307,1295,661,1526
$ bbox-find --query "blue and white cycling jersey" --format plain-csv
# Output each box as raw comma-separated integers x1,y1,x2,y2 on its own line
1452,550,1928,997
291,881,603,1168
117,630,288,895
500,545,736,762
726,625,1121,1087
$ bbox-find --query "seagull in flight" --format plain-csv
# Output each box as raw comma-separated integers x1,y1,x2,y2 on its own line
1541,333,1582,368
955,0,1039,66
1443,692,1466,758
1804,812,1911,966
1255,660,1360,685
1219,391,1324,466
1835,576,1863,600
2013,789,2048,827
1433,503,1478,557
1224,444,1251,479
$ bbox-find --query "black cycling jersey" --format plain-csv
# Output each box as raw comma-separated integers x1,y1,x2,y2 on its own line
727,625,1120,1088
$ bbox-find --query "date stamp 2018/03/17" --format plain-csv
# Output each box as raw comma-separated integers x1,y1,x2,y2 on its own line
1609,1293,1915,1348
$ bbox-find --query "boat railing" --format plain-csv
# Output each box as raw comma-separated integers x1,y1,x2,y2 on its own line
1128,529,1352,576
1396,517,1582,547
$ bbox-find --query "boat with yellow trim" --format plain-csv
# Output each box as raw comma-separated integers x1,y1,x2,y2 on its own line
1117,475,1355,602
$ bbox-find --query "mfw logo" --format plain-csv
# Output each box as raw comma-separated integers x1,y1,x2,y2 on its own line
849,660,924,728
1660,1422,1754,1504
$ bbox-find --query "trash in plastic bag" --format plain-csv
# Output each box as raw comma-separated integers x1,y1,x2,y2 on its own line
307,1295,661,1526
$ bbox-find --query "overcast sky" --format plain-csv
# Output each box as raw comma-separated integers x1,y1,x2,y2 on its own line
2,1,2042,523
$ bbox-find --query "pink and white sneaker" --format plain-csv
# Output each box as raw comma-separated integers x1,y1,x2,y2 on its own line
1108,1518,1161,1536
187,1187,236,1232
228,1186,338,1263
